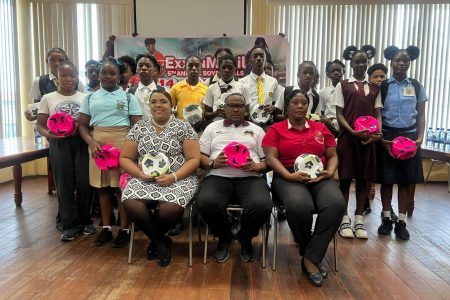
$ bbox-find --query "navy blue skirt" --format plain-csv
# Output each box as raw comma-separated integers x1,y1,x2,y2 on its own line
378,129,424,184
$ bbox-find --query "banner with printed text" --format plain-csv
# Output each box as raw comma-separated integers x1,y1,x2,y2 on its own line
115,35,289,88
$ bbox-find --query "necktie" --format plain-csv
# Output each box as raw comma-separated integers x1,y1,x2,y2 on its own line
356,82,365,97
54,78,60,91
220,84,231,94
257,76,264,104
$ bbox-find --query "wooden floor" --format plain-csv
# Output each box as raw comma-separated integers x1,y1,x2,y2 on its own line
0,177,449,300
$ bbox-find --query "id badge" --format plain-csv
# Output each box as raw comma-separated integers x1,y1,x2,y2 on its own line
403,86,415,97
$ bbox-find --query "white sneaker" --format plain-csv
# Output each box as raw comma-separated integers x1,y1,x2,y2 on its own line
339,216,354,238
354,221,368,239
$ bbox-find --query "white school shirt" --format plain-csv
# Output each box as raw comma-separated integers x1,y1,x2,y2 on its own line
238,72,284,111
29,73,87,103
334,76,382,109
319,85,339,130
38,91,86,121
134,81,159,121
203,79,241,121
200,120,266,178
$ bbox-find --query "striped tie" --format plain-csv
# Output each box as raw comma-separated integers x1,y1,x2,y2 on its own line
54,78,60,91
257,76,264,104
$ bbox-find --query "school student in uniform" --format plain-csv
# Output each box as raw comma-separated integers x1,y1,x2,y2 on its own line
204,48,233,87
238,46,283,127
377,46,427,241
319,60,345,134
85,60,101,93
128,54,165,120
335,45,382,239
78,57,142,248
273,61,322,122
203,54,240,124
36,62,93,241
118,55,137,91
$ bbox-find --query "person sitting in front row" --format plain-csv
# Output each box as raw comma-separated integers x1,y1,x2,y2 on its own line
197,93,273,263
262,89,345,287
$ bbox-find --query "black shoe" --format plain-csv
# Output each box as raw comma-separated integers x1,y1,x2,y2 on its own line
363,198,372,215
390,208,398,222
156,237,172,267
56,221,64,232
317,263,327,278
301,258,323,287
95,228,113,246
394,221,410,241
378,217,394,235
239,238,254,262
214,238,231,263
60,226,82,242
147,241,158,260
112,229,130,248
167,223,184,236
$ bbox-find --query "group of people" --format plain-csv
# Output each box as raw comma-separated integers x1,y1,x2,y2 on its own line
26,41,427,287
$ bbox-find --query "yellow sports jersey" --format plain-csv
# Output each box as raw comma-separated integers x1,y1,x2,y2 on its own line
170,80,208,120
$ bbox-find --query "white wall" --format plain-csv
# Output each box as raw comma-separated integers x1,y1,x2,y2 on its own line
136,0,245,37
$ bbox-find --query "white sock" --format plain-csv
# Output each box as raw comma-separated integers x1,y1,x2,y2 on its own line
383,211,391,219
102,226,112,231
341,215,350,223
355,215,364,223
398,213,407,222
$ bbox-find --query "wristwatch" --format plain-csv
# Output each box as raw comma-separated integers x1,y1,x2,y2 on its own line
208,158,215,169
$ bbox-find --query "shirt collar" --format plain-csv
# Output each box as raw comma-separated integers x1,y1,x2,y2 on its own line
250,72,266,81
49,73,57,81
218,78,235,86
388,76,411,84
348,76,368,83
287,119,310,130
138,81,156,90
293,84,313,95
97,87,122,96
181,79,204,89
223,119,249,127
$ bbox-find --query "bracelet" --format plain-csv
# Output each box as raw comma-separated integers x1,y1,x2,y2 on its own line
172,172,178,182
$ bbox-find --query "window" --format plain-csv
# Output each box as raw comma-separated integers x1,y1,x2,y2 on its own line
0,0,20,138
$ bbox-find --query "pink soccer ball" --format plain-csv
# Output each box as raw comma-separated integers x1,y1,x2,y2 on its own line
390,136,417,160
94,144,121,170
119,172,132,190
223,141,250,169
47,112,75,136
354,116,379,134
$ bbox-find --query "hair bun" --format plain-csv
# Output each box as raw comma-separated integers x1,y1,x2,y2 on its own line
342,46,358,61
406,46,420,61
383,46,400,60
361,45,376,59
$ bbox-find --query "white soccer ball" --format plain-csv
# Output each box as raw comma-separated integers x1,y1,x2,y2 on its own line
183,104,203,125
141,153,170,177
250,103,271,124
294,153,324,179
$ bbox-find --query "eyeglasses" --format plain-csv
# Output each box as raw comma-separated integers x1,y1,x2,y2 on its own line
225,103,245,109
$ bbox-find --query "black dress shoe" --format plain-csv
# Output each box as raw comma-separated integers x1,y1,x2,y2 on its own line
147,241,157,260
157,237,172,267
317,263,327,278
301,258,323,287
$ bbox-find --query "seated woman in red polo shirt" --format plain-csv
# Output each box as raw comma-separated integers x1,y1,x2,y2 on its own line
262,89,345,287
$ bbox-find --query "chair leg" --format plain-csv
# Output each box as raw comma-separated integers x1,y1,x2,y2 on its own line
203,224,209,264
262,223,267,268
425,160,436,183
128,222,135,264
333,233,338,272
189,206,193,267
272,208,278,271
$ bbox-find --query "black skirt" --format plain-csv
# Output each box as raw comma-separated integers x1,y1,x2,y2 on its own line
378,129,424,184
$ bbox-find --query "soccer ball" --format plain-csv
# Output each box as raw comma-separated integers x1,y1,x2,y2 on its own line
223,141,250,168
183,104,203,125
250,104,271,124
47,112,75,136
141,153,170,177
294,153,324,179
354,116,379,134
391,136,416,160
306,114,321,121
94,144,121,170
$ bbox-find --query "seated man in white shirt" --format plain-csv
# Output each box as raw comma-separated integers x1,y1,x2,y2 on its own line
197,93,272,263
238,47,284,126
129,54,165,120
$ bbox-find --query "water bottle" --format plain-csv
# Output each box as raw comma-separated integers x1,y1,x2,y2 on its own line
426,127,433,147
34,126,42,146
434,128,441,149
440,130,447,151
445,129,450,152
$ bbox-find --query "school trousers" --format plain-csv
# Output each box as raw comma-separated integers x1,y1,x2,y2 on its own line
49,135,91,229
196,175,273,241
271,176,345,264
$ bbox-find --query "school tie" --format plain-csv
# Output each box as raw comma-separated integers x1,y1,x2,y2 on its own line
220,84,232,94
54,78,60,91
257,76,264,104
356,81,366,97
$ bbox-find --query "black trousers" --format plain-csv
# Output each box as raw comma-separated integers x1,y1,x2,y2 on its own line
197,175,273,240
49,135,91,229
271,176,345,264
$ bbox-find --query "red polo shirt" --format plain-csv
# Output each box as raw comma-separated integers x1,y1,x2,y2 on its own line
262,119,336,168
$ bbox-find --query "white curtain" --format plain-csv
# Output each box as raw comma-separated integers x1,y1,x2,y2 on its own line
30,0,133,83
266,4,450,131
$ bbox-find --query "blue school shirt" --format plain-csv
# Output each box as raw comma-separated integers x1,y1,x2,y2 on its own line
381,77,428,131
79,87,142,127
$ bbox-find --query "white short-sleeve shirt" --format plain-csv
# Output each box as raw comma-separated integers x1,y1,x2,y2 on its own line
238,72,283,110
38,91,86,121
